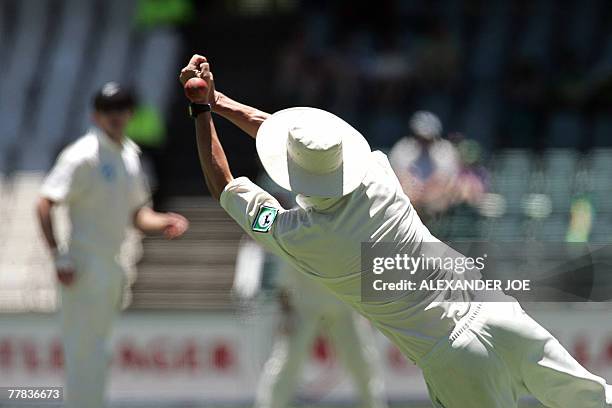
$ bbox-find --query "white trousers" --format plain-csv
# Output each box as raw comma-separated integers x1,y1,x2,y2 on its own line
60,250,124,408
418,301,612,408
254,306,388,408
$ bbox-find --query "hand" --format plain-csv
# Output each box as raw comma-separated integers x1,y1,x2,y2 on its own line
163,212,189,239
179,54,219,107
57,268,76,286
54,250,76,287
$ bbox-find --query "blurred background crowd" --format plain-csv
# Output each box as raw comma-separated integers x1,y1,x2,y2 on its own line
0,1,610,406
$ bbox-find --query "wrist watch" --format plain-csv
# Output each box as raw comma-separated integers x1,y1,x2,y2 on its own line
188,102,212,118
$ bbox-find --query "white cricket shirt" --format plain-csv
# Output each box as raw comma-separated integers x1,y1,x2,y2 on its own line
275,258,346,312
221,151,471,363
41,128,149,256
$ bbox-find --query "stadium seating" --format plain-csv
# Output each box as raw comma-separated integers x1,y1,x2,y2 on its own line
592,115,612,147
460,87,499,149
20,0,96,170
518,0,554,63
0,0,48,173
132,198,244,310
489,149,533,214
467,2,510,81
0,0,181,173
588,149,612,214
547,113,585,148
73,0,137,137
542,149,579,213
0,173,56,312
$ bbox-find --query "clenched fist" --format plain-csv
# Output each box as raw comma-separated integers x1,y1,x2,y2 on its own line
179,54,218,106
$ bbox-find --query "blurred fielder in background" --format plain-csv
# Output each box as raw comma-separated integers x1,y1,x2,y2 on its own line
234,238,387,408
36,82,189,408
180,55,611,408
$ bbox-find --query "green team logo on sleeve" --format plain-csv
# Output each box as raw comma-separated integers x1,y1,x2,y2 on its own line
252,206,278,233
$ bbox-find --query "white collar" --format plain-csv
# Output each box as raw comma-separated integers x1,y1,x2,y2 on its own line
91,127,140,154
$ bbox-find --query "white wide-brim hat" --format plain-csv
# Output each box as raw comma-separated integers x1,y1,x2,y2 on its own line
256,107,371,197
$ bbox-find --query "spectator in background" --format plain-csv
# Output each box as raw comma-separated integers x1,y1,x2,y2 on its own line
389,111,459,215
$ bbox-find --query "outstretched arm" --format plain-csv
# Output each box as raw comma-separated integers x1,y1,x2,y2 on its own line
213,92,270,139
180,55,234,200
195,110,233,199
133,207,189,239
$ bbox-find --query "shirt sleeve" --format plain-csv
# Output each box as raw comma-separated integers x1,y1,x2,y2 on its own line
130,169,152,211
40,151,90,203
220,177,289,256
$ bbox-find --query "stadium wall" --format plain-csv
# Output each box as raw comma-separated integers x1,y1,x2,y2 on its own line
0,309,610,405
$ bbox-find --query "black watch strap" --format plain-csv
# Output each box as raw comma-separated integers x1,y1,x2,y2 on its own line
188,102,212,118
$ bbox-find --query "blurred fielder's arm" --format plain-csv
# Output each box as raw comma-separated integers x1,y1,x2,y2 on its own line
213,92,270,139
37,198,60,253
37,197,76,285
129,155,188,238
36,150,92,285
132,207,189,239
180,54,234,200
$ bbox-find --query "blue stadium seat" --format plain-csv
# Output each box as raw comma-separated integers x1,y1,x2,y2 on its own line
20,0,96,171
592,115,612,147
566,0,601,62
367,111,405,149
419,92,453,125
547,112,585,148
461,87,499,149
542,148,578,212
488,216,525,241
134,27,182,114
590,213,612,244
587,149,612,213
593,33,612,73
0,2,6,71
535,215,569,241
0,0,48,170
492,149,533,177
518,0,554,63
74,0,137,137
490,149,533,214
468,2,510,80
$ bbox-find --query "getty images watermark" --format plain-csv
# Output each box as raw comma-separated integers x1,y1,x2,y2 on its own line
361,242,612,302
371,252,529,292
